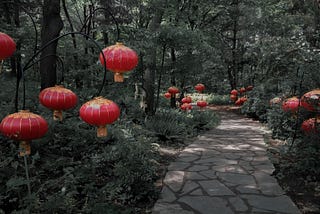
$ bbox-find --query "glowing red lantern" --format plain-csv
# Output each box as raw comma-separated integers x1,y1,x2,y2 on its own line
301,117,320,134
79,97,120,137
246,85,254,91
230,94,237,102
195,84,205,93
180,103,192,111
230,89,238,96
99,42,138,82
168,86,179,98
182,96,192,104
0,110,48,156
164,92,171,99
0,32,16,60
282,97,300,112
39,85,78,121
239,87,246,94
235,97,247,106
197,100,207,108
301,89,320,112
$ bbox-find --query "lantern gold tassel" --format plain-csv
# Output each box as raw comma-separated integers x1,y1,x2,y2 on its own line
97,126,107,137
53,110,63,121
114,73,124,82
19,141,31,156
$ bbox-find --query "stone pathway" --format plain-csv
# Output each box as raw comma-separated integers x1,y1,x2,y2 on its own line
152,111,301,214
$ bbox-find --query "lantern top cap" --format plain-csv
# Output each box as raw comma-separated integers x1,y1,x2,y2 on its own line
19,110,30,113
115,42,124,46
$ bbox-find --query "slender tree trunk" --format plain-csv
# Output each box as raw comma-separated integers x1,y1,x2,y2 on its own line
40,0,63,90
62,0,76,48
170,47,177,108
143,2,165,116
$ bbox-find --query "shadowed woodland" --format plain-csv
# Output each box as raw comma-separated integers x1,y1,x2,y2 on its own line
0,0,320,213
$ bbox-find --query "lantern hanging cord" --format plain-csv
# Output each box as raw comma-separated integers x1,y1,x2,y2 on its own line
18,32,107,110
24,54,65,83
79,7,120,42
1,1,38,55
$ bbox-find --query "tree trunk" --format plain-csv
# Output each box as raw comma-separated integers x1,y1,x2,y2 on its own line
143,2,165,116
40,0,63,90
170,48,177,108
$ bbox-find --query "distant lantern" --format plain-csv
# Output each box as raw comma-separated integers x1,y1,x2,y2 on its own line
197,100,207,108
182,96,192,104
0,110,48,156
282,97,300,112
246,85,254,91
79,97,120,137
99,42,138,82
301,117,320,134
230,94,237,102
235,97,247,106
180,103,192,111
195,84,205,93
39,85,78,121
230,89,238,96
168,86,179,98
0,32,16,60
239,87,246,94
164,92,171,99
300,89,320,112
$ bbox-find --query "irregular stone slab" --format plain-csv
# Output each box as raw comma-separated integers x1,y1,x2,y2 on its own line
253,164,275,174
241,195,301,214
253,172,284,196
190,188,203,195
217,172,256,185
195,157,238,165
180,180,199,195
212,165,247,174
168,162,190,171
236,184,260,194
160,186,176,202
177,155,199,162
152,202,194,214
199,180,235,196
185,171,207,180
199,170,217,179
178,196,234,214
164,171,185,192
187,165,209,172
229,196,248,212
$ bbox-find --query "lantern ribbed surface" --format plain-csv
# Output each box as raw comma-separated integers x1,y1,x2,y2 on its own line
0,110,48,156
301,89,320,111
195,84,205,93
181,103,192,111
197,100,208,108
79,97,120,137
164,92,171,99
301,117,320,134
182,96,192,104
39,85,78,121
230,89,238,96
0,32,16,60
282,97,300,112
168,86,179,95
99,42,138,82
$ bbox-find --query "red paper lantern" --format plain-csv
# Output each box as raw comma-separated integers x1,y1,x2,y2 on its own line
235,97,247,106
195,84,205,93
197,100,207,108
164,92,171,99
239,87,246,94
182,96,192,104
282,97,300,112
168,86,179,97
180,103,192,111
301,117,320,134
39,85,78,121
0,110,48,156
99,42,138,82
301,89,320,112
230,89,238,96
230,94,237,102
246,85,254,91
79,97,120,137
0,32,16,60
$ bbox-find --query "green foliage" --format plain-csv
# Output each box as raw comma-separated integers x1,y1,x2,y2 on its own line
187,110,220,131
205,94,231,105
